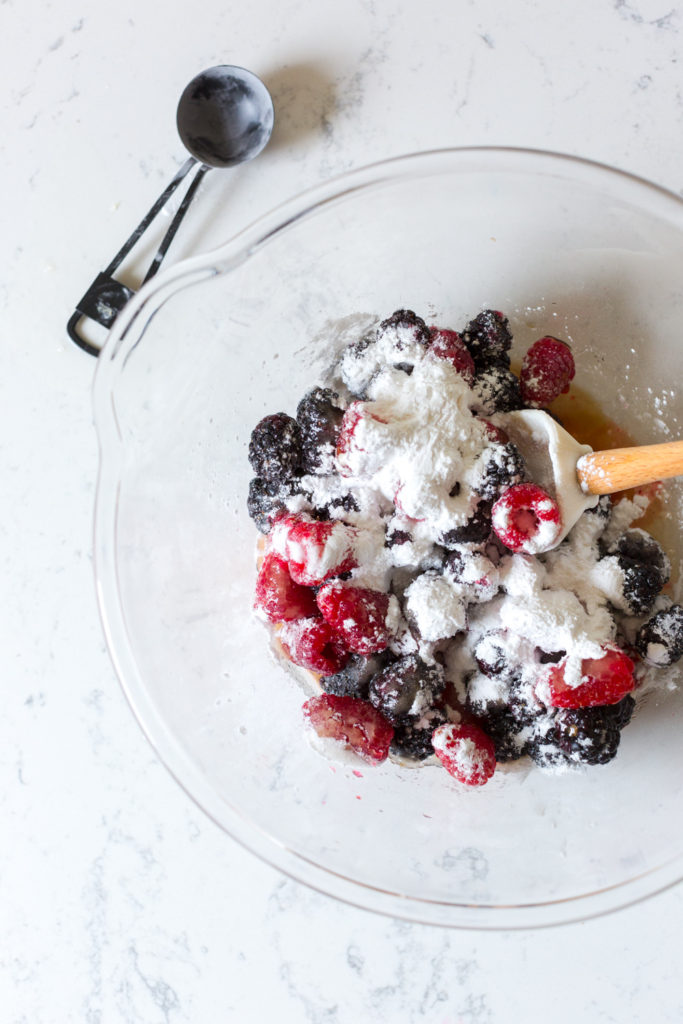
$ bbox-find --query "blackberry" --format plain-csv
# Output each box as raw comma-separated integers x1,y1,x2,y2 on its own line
247,476,303,534
635,605,683,666
441,502,492,547
311,491,360,521
611,529,670,583
537,649,566,665
527,727,568,769
462,310,513,371
296,388,344,474
385,527,412,548
321,653,390,699
553,700,634,766
389,707,447,761
619,557,664,615
368,655,444,724
471,442,526,501
585,494,612,521
476,707,528,763
473,632,511,678
378,309,430,347
248,413,302,482
472,366,522,415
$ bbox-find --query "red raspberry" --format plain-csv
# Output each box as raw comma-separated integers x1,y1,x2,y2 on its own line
480,419,509,444
279,617,350,675
545,647,636,708
336,402,388,477
428,327,476,384
432,723,496,786
254,552,318,623
491,483,562,554
316,582,396,656
520,336,575,408
302,693,394,764
283,515,357,586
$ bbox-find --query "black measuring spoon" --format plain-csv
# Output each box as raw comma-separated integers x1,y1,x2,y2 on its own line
67,65,274,356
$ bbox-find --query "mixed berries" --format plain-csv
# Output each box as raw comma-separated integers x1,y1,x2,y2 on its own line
247,307,680,784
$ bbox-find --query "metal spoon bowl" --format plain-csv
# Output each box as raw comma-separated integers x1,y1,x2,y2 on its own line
68,65,274,356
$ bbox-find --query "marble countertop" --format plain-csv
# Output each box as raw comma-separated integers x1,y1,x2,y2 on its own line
4,0,683,1020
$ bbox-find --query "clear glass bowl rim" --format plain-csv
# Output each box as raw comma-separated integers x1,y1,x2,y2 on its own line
93,146,683,929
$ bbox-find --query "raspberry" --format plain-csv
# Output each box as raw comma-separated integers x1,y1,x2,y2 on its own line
296,387,344,474
462,310,512,371
480,419,509,444
545,647,635,708
368,655,444,724
316,582,397,656
635,605,683,666
428,327,475,384
335,401,388,478
519,336,575,408
302,694,394,764
254,552,318,623
279,617,350,675
432,723,497,786
491,483,562,554
281,515,357,586
248,413,302,482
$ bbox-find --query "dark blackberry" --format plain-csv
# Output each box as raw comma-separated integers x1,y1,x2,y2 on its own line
321,653,389,699
462,310,513,371
441,502,492,547
611,529,670,583
554,705,626,766
473,632,510,677
389,707,447,761
248,413,302,482
608,694,636,730
368,655,444,724
311,491,360,521
635,605,683,666
537,649,566,665
471,442,526,501
527,727,568,769
247,476,303,534
378,309,430,347
472,366,522,415
585,494,612,521
296,388,344,474
385,527,412,548
619,557,664,615
476,707,528,763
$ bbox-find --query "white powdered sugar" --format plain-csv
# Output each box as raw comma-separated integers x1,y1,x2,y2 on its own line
403,571,467,643
255,309,680,776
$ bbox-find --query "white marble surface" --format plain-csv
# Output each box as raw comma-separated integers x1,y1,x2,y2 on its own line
3,0,683,1020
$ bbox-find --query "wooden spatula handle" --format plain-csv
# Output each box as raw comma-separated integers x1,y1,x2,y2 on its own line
577,440,683,495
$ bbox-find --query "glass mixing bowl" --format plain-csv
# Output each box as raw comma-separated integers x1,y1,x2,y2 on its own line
93,148,683,928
